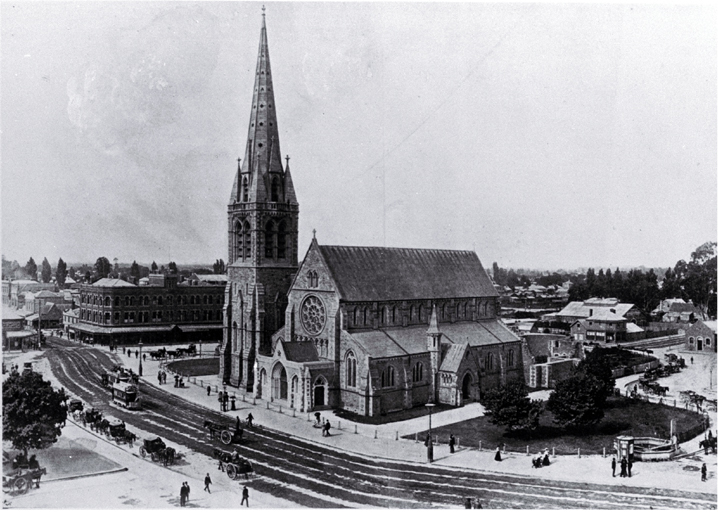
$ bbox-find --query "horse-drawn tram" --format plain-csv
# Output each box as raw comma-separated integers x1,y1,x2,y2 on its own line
112,380,141,410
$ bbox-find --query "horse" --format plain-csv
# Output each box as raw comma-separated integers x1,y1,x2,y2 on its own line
123,431,137,447
160,447,176,467
97,419,110,436
700,438,717,454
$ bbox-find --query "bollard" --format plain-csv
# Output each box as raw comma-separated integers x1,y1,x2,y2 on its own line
200,380,203,387
374,429,377,439
252,397,256,405
502,443,506,454
674,399,677,407
338,421,341,430
242,395,246,402
578,448,581,458
415,432,418,443
292,409,295,417
355,424,358,435
308,413,311,422
479,441,482,451
266,401,269,409
552,447,555,457
457,437,460,449
396,431,399,441
603,447,606,458
279,405,282,414
527,446,530,456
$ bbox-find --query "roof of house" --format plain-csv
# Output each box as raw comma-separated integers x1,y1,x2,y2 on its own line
91,278,137,288
281,341,319,362
586,310,626,322
317,245,497,302
348,319,519,359
64,309,79,318
705,321,717,333
555,300,634,319
192,274,228,283
626,322,644,333
35,291,63,298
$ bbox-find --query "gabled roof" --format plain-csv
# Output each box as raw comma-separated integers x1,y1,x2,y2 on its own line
586,310,626,322
91,278,137,288
281,341,319,363
317,245,497,302
35,291,63,298
439,343,468,373
555,300,634,319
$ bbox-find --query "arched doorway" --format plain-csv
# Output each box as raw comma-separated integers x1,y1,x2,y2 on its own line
272,363,288,400
314,376,327,407
462,373,472,401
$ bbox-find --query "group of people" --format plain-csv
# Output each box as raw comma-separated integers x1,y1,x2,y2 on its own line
463,497,483,508
174,374,185,388
611,456,633,478
314,412,331,436
179,481,191,506
217,391,233,411
156,370,168,385
532,450,550,469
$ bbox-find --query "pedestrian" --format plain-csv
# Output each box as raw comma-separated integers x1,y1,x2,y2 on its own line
224,392,229,412
627,458,632,477
185,481,190,503
162,371,167,384
218,392,224,411
691,356,694,365
135,350,138,359
123,346,126,354
464,498,472,509
128,349,132,358
542,450,550,467
701,463,707,482
180,483,187,507
424,433,431,447
449,434,456,454
611,456,616,477
620,457,627,477
158,371,163,385
247,412,254,428
474,498,483,509
241,485,249,507
204,473,212,493
314,412,321,425
207,385,211,396
174,375,179,388
494,447,502,462
143,353,146,361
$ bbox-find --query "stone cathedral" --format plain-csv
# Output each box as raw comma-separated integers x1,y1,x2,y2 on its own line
220,12,524,417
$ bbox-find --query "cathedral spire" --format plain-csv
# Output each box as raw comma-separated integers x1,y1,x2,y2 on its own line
242,7,283,181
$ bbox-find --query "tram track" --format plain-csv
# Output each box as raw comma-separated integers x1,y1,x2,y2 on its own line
45,339,716,509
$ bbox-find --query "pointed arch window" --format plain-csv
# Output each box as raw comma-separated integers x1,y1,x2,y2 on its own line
410,305,415,322
243,221,251,259
507,349,515,367
346,351,357,388
485,353,494,371
363,307,369,326
391,306,397,324
277,220,287,259
242,177,249,202
265,220,276,258
271,176,280,202
352,307,358,326
412,362,423,382
381,366,396,388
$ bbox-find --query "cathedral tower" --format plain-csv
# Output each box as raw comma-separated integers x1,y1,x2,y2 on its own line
221,9,299,391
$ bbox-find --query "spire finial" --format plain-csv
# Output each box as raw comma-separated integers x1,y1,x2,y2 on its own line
285,155,290,166
262,5,266,16
312,229,317,240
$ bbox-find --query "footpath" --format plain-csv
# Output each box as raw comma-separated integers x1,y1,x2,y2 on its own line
108,344,718,498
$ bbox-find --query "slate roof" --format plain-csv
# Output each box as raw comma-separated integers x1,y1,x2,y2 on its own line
555,300,634,319
91,278,137,288
35,291,63,298
281,342,319,362
348,319,519,359
586,310,626,322
318,245,497,302
439,343,468,372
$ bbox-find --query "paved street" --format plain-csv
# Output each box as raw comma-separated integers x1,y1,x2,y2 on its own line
6,337,709,509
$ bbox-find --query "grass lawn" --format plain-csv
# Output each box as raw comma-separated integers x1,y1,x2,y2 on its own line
405,397,705,455
166,357,219,377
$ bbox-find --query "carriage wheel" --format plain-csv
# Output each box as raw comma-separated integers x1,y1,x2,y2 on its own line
220,430,232,445
226,463,237,480
14,477,29,494
139,446,147,458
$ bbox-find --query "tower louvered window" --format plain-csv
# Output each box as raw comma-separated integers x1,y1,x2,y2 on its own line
277,220,287,258
265,220,276,258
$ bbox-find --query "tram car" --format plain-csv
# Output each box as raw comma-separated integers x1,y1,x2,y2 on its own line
112,380,141,410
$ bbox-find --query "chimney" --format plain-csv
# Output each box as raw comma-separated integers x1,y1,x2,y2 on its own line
589,309,593,316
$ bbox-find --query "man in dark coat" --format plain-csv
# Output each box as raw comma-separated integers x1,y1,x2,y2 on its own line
611,457,616,477
180,483,187,506
494,447,502,462
627,459,633,477
241,485,249,507
247,413,254,428
449,434,456,454
620,457,628,477
701,463,707,482
204,473,212,493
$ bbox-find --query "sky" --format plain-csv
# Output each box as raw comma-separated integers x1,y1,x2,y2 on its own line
1,2,716,271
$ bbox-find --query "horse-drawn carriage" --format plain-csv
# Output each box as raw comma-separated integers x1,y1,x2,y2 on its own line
69,399,84,420
175,344,197,358
106,420,137,446
139,437,180,467
204,420,244,445
3,467,46,494
212,448,253,480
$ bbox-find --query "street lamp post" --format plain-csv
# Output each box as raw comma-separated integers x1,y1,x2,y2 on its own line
426,403,435,462
138,340,143,377
199,339,202,358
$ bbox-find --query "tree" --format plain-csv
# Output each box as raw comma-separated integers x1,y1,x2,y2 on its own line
168,261,178,274
130,261,141,281
25,257,37,280
56,258,67,287
479,381,543,433
213,259,226,274
3,370,68,457
94,257,112,279
546,372,606,430
40,257,52,283
151,261,158,273
578,346,616,402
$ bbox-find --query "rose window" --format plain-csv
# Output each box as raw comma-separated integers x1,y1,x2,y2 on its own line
300,295,326,335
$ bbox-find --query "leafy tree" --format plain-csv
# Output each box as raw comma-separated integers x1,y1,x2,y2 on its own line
25,257,37,280
56,258,67,287
84,270,92,282
168,261,178,274
3,370,68,457
660,267,682,301
213,259,226,274
40,257,52,283
151,261,158,272
68,266,76,279
546,372,606,430
578,347,616,402
130,261,141,281
479,381,543,433
94,257,112,279
2,255,12,279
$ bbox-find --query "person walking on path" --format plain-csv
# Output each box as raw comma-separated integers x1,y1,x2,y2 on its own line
620,457,628,477
701,463,707,482
494,447,502,462
247,412,254,428
207,385,211,396
241,485,249,507
611,457,617,477
464,498,472,509
158,371,163,385
449,434,456,454
185,482,190,503
627,459,633,477
323,420,331,436
204,473,212,493
179,483,187,507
